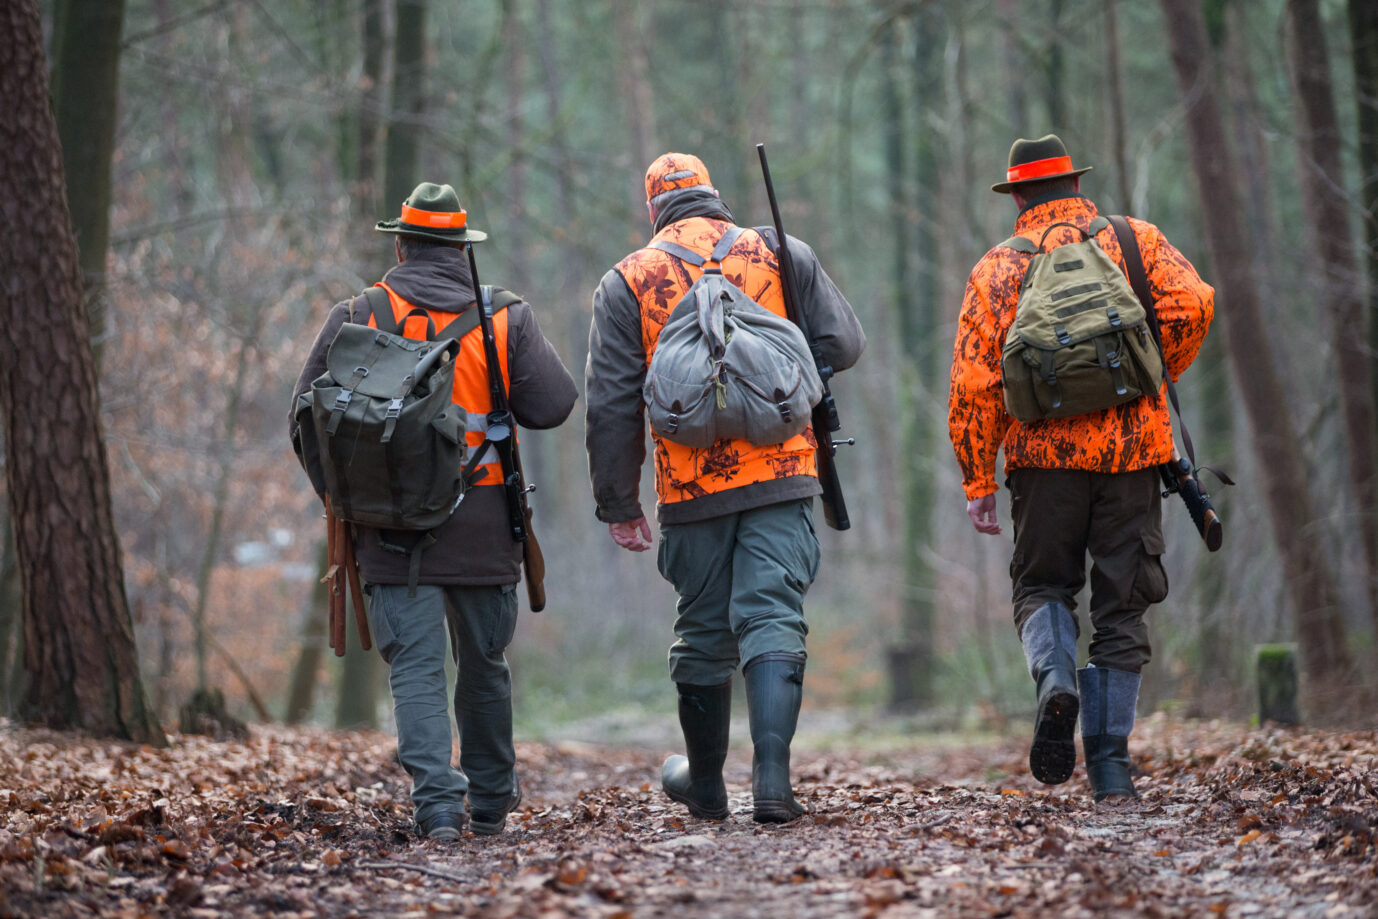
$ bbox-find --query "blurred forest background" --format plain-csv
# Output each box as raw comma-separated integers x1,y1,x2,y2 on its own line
2,0,1376,742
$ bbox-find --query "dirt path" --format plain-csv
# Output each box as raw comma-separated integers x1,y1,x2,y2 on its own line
0,718,1373,917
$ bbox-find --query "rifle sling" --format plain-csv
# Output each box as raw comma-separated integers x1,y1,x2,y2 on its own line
1107,215,1199,471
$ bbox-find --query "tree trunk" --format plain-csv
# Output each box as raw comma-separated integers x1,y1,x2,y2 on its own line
882,21,934,709
356,0,386,222
190,334,256,692
1352,0,1378,566
1159,0,1355,705
0,507,21,714
49,0,125,364
1044,0,1066,129
1104,0,1133,212
614,4,656,206
383,0,427,216
284,543,329,724
1287,0,1378,634
0,0,161,744
502,0,529,293
997,0,1026,131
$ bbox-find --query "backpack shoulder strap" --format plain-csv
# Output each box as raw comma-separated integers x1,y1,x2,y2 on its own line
998,235,1038,255
647,238,706,266
359,285,397,332
709,225,745,263
435,285,520,341
1107,216,1158,341
1108,213,1203,467
650,224,746,269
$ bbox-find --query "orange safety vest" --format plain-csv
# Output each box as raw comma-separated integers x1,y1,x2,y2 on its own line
364,282,512,488
616,217,817,504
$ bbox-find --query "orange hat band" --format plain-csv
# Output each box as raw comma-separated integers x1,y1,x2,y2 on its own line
399,203,467,229
1006,155,1074,184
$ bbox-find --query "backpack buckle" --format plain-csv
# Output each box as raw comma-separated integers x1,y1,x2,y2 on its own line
665,413,680,435
333,390,353,410
1106,307,1121,327
385,398,403,419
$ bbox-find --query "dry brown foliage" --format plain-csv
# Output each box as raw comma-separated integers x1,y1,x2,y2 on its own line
0,717,1373,917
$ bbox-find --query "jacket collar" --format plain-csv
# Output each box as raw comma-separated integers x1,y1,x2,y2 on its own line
1013,192,1098,233
380,245,476,312
652,188,735,234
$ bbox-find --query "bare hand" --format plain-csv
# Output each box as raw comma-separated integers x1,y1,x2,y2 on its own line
967,495,1001,535
609,516,654,552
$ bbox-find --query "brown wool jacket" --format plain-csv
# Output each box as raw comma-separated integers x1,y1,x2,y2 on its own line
586,193,865,526
289,246,577,586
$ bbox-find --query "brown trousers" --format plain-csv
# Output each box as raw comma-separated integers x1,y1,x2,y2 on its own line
1008,466,1167,673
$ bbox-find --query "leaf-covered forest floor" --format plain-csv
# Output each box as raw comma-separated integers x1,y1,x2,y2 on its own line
0,716,1373,918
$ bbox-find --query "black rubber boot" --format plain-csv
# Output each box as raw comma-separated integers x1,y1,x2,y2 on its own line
661,680,732,820
1021,602,1080,785
744,652,806,824
1078,665,1140,802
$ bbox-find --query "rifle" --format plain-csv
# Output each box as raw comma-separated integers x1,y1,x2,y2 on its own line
466,243,547,611
756,143,853,531
1107,214,1231,552
1159,450,1223,552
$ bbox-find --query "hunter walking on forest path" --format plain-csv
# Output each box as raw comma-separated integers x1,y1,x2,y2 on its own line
289,183,577,840
948,135,1214,801
585,153,865,823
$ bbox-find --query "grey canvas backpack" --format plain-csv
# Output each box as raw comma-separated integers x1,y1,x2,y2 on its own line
999,217,1164,422
642,226,823,448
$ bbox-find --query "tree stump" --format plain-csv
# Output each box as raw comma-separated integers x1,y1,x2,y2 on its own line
1256,644,1300,726
179,687,249,740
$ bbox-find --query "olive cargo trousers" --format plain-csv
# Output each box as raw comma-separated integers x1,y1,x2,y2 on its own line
1008,467,1167,673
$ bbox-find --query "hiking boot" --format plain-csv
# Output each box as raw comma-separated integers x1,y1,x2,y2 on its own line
1079,664,1140,802
470,776,522,836
662,680,732,820
1021,602,1080,785
417,810,466,842
744,652,806,824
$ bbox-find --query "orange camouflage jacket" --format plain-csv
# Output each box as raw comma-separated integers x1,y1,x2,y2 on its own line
948,194,1214,499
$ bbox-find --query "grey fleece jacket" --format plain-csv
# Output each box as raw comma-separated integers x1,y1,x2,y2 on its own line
290,246,577,586
585,192,865,526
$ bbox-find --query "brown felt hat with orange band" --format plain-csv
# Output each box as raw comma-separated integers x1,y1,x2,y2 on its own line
375,182,488,243
991,134,1092,194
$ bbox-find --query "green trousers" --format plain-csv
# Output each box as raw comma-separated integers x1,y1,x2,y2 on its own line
367,582,519,826
656,498,820,685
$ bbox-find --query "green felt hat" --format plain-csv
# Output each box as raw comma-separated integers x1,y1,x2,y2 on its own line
375,182,488,243
991,134,1093,194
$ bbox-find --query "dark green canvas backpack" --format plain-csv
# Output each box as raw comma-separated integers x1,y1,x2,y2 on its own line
999,217,1164,422
294,285,519,532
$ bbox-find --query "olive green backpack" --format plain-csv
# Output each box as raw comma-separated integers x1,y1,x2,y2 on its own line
293,285,520,532
999,217,1163,422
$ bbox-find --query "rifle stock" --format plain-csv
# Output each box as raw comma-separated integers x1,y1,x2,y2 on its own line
756,143,851,531
1159,451,1223,552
